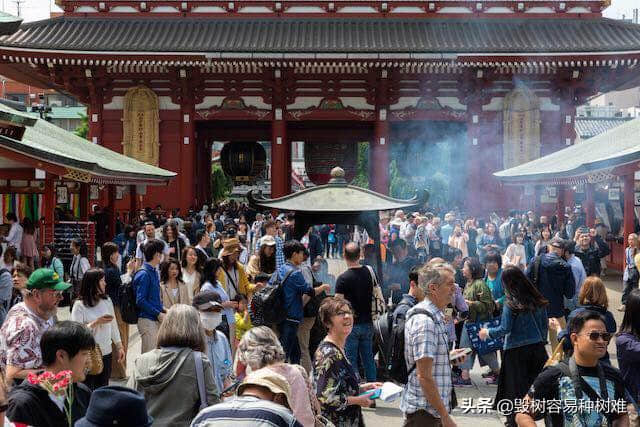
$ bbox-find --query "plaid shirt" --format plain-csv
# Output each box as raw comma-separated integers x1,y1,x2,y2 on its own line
400,298,452,418
256,235,285,271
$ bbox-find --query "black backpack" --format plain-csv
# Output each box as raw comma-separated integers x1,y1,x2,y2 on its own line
376,306,433,384
120,269,146,325
250,269,294,326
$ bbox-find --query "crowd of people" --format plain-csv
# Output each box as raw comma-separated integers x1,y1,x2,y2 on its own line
0,202,636,426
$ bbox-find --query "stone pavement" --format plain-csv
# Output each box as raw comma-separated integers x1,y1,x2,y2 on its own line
58,262,626,427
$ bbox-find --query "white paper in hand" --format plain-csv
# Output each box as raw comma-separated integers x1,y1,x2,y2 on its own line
379,382,404,403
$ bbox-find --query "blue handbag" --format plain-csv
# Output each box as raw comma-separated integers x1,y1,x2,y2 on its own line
465,317,504,355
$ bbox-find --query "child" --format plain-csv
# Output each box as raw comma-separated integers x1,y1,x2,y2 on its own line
193,291,232,394
233,294,252,349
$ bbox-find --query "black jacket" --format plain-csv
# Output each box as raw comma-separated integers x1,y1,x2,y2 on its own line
8,380,92,427
308,233,324,262
574,238,610,277
526,252,575,318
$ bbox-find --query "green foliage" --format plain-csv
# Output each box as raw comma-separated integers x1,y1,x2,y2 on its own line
211,163,233,202
389,159,416,199
352,142,370,188
74,114,89,139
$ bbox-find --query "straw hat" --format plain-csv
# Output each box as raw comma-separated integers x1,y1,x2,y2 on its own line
237,368,293,409
220,238,242,257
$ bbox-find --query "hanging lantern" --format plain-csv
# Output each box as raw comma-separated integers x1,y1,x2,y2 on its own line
220,141,267,184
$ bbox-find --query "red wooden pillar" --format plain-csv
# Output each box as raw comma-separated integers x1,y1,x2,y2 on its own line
585,183,595,227
271,107,289,198
107,185,116,238
129,185,137,223
43,174,55,243
79,183,89,221
556,184,566,228
370,109,390,195
623,173,635,239
180,98,196,212
466,100,483,216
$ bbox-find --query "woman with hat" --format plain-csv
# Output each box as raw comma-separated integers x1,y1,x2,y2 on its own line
75,386,153,427
200,258,239,350
246,235,277,281
216,238,258,302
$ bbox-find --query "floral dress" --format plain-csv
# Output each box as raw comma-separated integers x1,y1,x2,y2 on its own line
313,341,363,427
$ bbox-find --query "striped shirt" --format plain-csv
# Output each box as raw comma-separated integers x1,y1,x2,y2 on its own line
400,299,452,418
191,395,302,427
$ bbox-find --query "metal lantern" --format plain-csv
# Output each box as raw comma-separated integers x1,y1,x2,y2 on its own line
220,141,267,184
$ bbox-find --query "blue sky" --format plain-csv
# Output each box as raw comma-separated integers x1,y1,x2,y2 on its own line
10,0,639,22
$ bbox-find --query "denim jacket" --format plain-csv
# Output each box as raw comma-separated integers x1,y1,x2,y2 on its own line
487,304,548,350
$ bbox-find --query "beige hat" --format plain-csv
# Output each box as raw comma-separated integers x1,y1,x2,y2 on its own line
237,368,292,408
220,238,242,257
259,235,277,247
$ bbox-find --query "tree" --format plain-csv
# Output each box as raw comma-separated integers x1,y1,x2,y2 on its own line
211,163,233,202
352,142,370,188
74,114,88,139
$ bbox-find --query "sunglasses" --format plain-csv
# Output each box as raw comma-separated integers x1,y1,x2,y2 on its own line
580,331,612,342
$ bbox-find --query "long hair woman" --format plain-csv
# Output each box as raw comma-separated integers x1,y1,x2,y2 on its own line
621,233,640,311
70,268,124,389
617,288,640,406
245,236,276,280
181,246,202,301
478,267,548,427
159,259,190,308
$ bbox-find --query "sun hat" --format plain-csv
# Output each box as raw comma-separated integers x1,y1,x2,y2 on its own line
75,386,153,427
237,368,293,409
259,235,277,247
220,238,242,257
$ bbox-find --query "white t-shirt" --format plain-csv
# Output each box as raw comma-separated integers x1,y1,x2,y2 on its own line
71,298,121,355
135,238,170,261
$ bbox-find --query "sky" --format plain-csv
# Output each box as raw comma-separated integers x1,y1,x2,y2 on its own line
6,0,639,22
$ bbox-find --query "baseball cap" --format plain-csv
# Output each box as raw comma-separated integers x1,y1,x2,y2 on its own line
27,268,71,291
237,368,292,409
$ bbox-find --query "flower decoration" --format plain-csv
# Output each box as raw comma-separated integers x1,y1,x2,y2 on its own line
27,370,74,426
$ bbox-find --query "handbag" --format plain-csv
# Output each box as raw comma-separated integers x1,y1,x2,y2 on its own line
544,337,565,368
464,317,503,355
366,265,386,321
87,343,103,376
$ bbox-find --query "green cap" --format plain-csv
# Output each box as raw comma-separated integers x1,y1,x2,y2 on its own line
27,268,72,291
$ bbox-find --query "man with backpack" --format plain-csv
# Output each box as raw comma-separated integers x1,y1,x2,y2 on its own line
134,239,167,354
401,262,465,427
277,240,329,364
516,310,629,426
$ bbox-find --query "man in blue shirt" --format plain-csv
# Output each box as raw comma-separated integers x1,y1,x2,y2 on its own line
134,239,166,354
276,240,329,364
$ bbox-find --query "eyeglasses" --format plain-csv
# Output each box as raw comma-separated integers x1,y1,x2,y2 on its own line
580,331,612,342
336,310,353,317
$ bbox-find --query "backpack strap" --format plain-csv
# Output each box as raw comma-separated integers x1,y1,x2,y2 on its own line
532,255,542,288
405,308,436,377
193,351,208,411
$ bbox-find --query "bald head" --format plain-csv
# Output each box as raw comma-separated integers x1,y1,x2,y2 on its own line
344,242,360,262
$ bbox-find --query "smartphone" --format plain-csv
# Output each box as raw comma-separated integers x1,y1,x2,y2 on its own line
359,389,381,400
221,380,240,395
449,347,472,361
102,314,114,321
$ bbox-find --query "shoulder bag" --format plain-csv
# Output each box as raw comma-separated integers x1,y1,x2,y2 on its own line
366,265,386,321
194,351,208,411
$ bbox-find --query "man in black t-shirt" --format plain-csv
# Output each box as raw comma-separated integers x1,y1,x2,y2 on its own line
335,242,376,381
516,311,629,427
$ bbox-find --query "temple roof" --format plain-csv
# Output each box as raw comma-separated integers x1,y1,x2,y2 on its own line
0,103,176,185
0,12,21,36
494,117,640,184
575,117,633,140
1,16,640,54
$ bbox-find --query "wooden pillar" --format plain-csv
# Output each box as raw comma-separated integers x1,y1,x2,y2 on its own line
129,185,137,224
107,185,116,238
585,183,595,227
79,183,89,221
624,173,635,239
556,184,566,228
466,98,484,216
271,108,289,198
43,174,55,243
370,115,390,195
180,97,196,213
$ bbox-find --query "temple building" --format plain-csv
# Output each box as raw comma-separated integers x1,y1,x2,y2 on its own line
0,1,639,215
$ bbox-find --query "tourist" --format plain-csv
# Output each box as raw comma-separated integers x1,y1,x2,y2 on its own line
503,232,527,270
192,291,232,395
162,222,188,262
194,229,212,266
71,268,123,389
6,321,94,427
478,267,548,427
249,212,264,252
278,240,328,365
457,257,499,386
555,276,616,364
159,259,190,308
8,263,30,308
298,248,325,374
259,220,285,270
134,239,166,354
237,235,250,265
0,257,10,326
400,263,463,427
0,268,69,385
314,297,382,426
102,242,131,380
129,304,219,427
39,244,64,279
200,258,238,343
0,247,16,271
181,246,202,300
191,368,301,427
616,288,640,408
19,218,37,270
236,326,318,426
574,228,603,277
477,222,503,263
385,238,419,304
484,251,505,314
218,238,255,302
515,311,629,426
1,213,22,257
75,385,153,427
464,219,478,258
447,223,469,258
534,226,552,257
246,235,277,280
525,237,575,349
69,238,90,303
135,221,170,263
621,233,639,312
335,242,377,382
564,240,587,311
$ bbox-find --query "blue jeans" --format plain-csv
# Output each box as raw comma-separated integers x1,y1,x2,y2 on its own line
279,319,301,364
345,322,377,381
